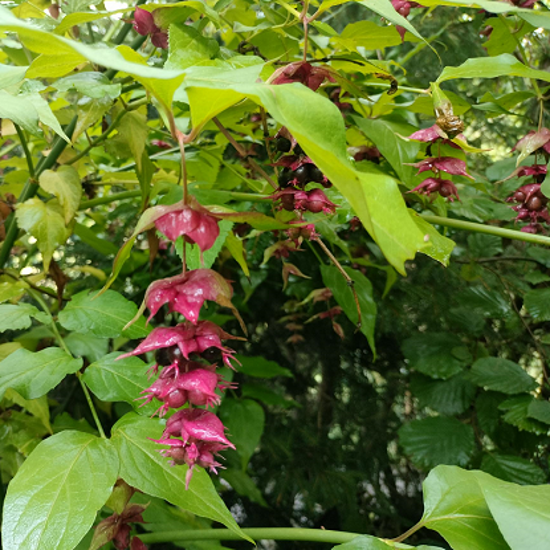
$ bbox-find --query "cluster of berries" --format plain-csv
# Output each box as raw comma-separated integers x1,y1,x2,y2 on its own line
506,129,550,233
406,123,473,202
120,201,245,488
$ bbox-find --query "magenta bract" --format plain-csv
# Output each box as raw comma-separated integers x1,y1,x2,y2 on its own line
155,205,220,252
408,157,473,179
271,62,335,91
409,177,459,201
513,128,550,155
133,7,168,49
143,269,236,325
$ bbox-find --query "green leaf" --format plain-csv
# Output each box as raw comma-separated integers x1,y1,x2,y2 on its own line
82,352,157,416
333,535,443,549
410,373,476,415
498,395,547,433
0,63,27,89
0,347,82,400
321,265,377,355
219,398,265,469
38,165,82,224
420,465,510,550
58,289,150,339
399,417,475,469
481,453,546,485
225,231,250,277
167,23,220,70
401,333,467,379
0,303,49,332
15,198,69,271
411,214,455,265
236,355,293,378
527,399,550,425
354,117,420,185
474,470,550,550
524,288,550,321
332,21,403,52
1,431,119,550
0,90,41,137
64,333,109,363
111,413,252,542
438,53,550,84
467,357,537,394
54,72,121,100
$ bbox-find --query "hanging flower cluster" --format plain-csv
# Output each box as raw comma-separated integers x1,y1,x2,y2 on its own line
133,7,169,49
406,123,473,202
505,129,550,233
121,200,245,488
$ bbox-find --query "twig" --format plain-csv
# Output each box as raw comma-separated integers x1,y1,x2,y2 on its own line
314,237,362,330
212,117,278,189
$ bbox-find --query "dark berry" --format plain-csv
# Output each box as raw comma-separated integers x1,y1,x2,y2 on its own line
514,191,526,203
281,194,296,211
294,165,310,186
276,137,292,153
527,196,543,211
322,179,332,188
306,200,323,213
202,346,222,364
294,144,304,156
278,168,293,188
309,165,324,183
155,346,182,367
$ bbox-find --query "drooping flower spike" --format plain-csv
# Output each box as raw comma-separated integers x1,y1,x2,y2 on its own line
133,7,168,49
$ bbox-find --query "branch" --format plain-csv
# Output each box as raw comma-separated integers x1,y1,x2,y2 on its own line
212,117,278,189
139,528,360,545
421,214,550,247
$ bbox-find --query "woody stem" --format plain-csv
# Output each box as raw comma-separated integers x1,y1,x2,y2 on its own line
212,117,278,189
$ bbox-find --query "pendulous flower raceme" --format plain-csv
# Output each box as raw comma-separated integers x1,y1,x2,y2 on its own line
120,196,246,487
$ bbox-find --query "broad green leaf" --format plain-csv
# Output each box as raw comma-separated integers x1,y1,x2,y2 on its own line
225,231,250,277
399,417,475,469
0,279,28,303
115,111,149,171
82,352,157,416
321,265,376,355
111,413,252,542
410,373,476,415
498,395,547,433
411,214,455,265
332,21,403,52
236,355,293,378
26,51,86,79
64,333,109,363
420,466,510,550
401,333,467,379
0,347,82,400
2,431,119,550
54,72,121,100
0,342,23,362
0,90,42,136
481,453,546,485
354,116,420,185
72,97,113,143
0,303,49,332
333,535,443,549
524,288,550,321
38,166,82,224
73,223,120,256
219,398,265,469
527,399,550,425
467,357,537,394
15,198,69,271
167,23,220,70
0,63,27,89
58,289,150,339
4,390,52,433
438,53,550,84
474,471,550,550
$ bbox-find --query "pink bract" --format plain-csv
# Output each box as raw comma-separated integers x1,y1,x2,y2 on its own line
155,205,220,252
271,62,334,91
143,269,236,325
408,157,473,179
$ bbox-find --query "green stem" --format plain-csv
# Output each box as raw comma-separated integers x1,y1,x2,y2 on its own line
28,290,107,439
14,124,35,179
138,528,361,545
421,214,550,246
110,0,147,47
80,190,142,210
77,372,107,439
67,97,148,165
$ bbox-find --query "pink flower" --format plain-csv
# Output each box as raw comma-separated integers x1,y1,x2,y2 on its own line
141,269,243,329
271,62,335,91
151,139,172,149
271,188,337,214
409,177,459,201
153,409,235,488
139,362,231,416
119,321,240,370
391,0,422,16
407,124,463,150
516,164,547,178
407,157,474,179
133,7,168,49
155,205,220,252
